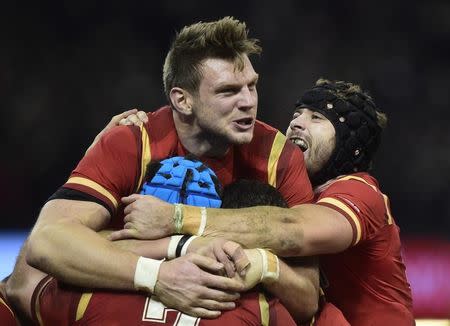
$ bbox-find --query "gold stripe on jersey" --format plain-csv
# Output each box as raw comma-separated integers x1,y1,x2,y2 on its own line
383,194,393,225
268,131,286,187
66,177,118,208
0,296,14,317
336,175,393,225
34,277,53,326
317,197,362,244
136,124,152,192
337,175,378,192
258,292,270,326
75,292,93,321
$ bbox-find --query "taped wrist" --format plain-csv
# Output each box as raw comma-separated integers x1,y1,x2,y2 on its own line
134,257,164,293
167,235,183,259
256,249,280,283
173,204,207,236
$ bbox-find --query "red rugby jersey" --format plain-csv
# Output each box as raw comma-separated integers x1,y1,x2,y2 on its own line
63,106,313,228
0,291,16,326
33,277,296,326
315,173,414,325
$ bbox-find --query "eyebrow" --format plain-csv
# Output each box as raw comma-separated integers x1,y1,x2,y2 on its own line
215,74,259,92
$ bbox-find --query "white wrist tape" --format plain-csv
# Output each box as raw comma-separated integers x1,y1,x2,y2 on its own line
134,257,164,293
167,235,183,259
197,207,207,236
256,248,280,283
180,235,198,256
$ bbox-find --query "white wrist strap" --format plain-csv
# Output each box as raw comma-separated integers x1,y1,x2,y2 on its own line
134,257,164,293
197,207,207,236
167,235,183,259
256,248,280,283
180,235,198,256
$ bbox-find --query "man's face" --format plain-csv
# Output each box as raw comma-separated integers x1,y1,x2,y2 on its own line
191,56,258,146
286,108,336,177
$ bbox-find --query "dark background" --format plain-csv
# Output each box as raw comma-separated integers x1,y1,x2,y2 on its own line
2,0,449,237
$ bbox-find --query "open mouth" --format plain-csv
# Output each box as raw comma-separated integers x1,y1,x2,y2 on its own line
290,137,309,152
234,117,253,126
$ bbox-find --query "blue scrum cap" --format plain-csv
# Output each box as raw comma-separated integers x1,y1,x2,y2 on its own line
140,156,222,208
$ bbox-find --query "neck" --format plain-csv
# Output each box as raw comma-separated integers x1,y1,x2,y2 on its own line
173,111,230,158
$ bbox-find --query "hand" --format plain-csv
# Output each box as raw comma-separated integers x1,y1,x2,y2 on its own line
232,248,264,291
108,194,175,241
118,109,148,126
155,253,245,318
187,237,250,278
86,108,147,153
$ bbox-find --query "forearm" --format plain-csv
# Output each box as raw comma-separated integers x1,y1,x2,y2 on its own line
98,230,170,260
26,200,140,291
263,257,319,323
27,219,139,290
200,204,352,256
202,206,305,256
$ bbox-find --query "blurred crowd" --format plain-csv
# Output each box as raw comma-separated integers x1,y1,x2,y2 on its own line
1,0,449,236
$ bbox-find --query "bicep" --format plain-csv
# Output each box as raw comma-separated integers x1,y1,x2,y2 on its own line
291,204,353,255
35,199,111,231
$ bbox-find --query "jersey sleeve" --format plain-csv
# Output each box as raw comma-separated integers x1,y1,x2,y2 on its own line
0,294,16,326
315,176,391,246
276,139,314,207
62,125,142,215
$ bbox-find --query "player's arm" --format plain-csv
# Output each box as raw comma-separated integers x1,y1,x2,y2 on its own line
26,200,244,318
85,108,147,153
98,230,170,260
26,199,139,290
264,257,319,323
201,204,353,256
185,236,319,322
109,196,353,257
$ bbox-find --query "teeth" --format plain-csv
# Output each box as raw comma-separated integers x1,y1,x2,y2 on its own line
292,138,308,151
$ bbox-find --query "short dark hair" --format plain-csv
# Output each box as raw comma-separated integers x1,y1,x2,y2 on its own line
221,179,287,209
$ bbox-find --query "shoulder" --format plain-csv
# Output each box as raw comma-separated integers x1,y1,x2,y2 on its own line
247,120,289,152
318,173,380,197
316,173,389,243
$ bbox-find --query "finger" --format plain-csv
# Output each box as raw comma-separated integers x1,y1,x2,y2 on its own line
126,114,143,127
198,287,240,302
123,213,133,223
136,111,148,123
119,118,127,126
116,108,138,121
189,254,224,272
187,307,221,319
194,299,236,311
214,247,235,278
203,273,245,292
121,194,142,205
108,228,138,241
224,242,250,276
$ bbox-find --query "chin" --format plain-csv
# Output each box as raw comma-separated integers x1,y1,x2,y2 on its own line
229,132,254,145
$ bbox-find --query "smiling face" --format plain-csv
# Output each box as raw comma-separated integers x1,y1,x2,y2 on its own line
191,55,259,147
286,108,336,178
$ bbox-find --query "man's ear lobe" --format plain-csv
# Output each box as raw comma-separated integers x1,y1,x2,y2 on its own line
169,87,194,115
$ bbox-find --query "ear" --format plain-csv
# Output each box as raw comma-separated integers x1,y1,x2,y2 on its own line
169,87,194,116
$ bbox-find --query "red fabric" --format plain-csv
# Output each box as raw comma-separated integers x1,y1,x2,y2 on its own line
64,106,313,225
0,292,16,326
313,302,350,326
31,276,81,326
316,173,414,325
34,278,296,325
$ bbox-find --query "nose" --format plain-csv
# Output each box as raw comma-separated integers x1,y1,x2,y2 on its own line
237,86,257,111
289,114,306,131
